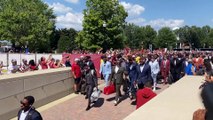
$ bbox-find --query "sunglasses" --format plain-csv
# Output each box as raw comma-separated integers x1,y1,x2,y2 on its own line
20,101,27,106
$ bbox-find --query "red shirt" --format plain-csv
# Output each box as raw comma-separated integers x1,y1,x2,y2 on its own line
49,61,57,68
41,61,48,69
30,65,37,71
72,63,81,78
136,87,157,109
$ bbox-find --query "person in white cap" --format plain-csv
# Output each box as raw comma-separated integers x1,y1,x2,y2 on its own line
20,59,29,72
8,59,19,74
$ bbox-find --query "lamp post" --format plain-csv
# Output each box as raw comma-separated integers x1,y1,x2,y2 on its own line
192,43,194,50
177,35,180,49
103,21,107,52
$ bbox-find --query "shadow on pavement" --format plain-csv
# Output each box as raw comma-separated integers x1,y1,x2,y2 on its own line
106,96,115,102
131,100,136,106
92,98,104,107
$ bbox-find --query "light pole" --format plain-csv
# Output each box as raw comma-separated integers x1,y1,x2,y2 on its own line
177,35,180,49
103,21,107,52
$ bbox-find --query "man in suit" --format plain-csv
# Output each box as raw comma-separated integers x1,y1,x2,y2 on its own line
112,58,128,106
170,54,184,82
18,96,42,120
136,56,152,88
84,65,98,111
126,57,138,99
100,56,112,87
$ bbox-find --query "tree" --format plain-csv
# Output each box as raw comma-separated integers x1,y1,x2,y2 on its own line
56,28,77,53
204,29,213,48
200,25,211,48
0,0,55,52
123,23,145,49
57,36,71,53
76,0,128,52
142,25,157,49
155,27,177,49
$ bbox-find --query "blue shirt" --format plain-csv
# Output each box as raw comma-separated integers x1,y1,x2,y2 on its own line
100,61,112,75
185,63,195,75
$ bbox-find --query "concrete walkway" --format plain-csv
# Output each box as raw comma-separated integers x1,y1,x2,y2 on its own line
11,80,169,120
39,82,169,120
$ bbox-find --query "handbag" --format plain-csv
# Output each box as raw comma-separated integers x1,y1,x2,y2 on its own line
103,83,115,95
91,88,101,102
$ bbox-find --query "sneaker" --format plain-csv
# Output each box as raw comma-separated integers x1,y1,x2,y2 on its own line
153,87,156,91
114,100,118,106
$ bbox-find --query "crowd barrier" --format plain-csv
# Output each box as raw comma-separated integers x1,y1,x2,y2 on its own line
0,68,73,120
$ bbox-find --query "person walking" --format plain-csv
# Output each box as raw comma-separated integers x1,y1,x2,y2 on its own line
136,56,152,88
149,54,160,91
112,58,128,106
126,58,138,99
100,56,112,87
84,65,98,111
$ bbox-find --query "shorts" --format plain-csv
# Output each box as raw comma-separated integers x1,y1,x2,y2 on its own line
74,78,81,84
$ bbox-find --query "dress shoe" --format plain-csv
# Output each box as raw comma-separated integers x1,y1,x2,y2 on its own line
86,106,91,111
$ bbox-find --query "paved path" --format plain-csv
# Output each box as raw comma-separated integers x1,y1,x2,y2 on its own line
41,82,169,120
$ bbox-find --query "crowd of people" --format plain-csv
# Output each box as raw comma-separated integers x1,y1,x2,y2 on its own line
1,49,213,119
70,49,213,112
0,54,69,74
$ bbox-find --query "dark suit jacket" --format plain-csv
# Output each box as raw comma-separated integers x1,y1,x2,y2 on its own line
18,107,43,120
136,63,152,85
112,66,126,84
126,62,138,81
170,58,183,74
85,70,98,87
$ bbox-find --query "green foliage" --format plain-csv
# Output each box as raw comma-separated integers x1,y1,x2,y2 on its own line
155,27,177,49
142,25,157,49
57,36,71,53
87,45,101,52
123,24,157,49
0,0,55,52
77,0,128,52
56,28,78,53
124,23,144,49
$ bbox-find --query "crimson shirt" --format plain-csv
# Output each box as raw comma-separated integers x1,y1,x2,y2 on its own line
136,87,157,109
72,63,81,78
40,61,48,69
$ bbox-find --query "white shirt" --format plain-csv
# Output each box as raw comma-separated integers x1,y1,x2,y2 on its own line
20,110,30,120
7,65,19,74
149,59,160,74
130,64,133,70
210,62,213,70
185,61,189,67
115,66,119,73
140,65,145,73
